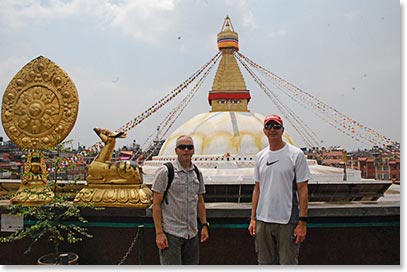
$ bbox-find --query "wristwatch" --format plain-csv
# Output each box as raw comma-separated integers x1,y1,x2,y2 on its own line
201,222,210,229
299,216,308,223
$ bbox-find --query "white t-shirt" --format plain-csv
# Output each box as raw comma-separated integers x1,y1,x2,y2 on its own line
254,143,311,224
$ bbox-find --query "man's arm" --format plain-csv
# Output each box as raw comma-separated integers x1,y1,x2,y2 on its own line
297,181,308,218
152,192,168,249
198,194,209,243
294,181,308,244
248,182,260,236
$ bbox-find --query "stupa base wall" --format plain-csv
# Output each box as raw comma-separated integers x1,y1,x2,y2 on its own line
0,200,400,265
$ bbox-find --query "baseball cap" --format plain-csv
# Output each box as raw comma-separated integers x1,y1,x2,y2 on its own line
264,114,283,126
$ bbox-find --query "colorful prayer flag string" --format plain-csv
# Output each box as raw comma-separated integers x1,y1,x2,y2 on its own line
236,52,398,150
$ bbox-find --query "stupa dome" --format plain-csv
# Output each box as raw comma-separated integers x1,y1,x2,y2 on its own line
159,111,295,156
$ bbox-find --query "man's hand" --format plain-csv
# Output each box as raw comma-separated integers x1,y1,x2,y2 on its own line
200,227,209,243
155,233,168,249
248,219,256,236
293,222,307,244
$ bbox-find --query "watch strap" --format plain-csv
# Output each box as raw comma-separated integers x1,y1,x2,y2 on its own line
299,216,308,223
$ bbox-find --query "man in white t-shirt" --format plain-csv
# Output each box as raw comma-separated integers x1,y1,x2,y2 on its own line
248,114,311,265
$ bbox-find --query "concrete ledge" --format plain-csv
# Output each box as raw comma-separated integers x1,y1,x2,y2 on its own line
144,200,400,219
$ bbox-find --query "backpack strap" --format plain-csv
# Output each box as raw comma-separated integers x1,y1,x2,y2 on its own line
163,162,174,204
193,164,201,183
162,162,201,205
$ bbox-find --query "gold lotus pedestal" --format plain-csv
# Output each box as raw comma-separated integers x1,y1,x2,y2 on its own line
74,184,152,208
10,151,54,205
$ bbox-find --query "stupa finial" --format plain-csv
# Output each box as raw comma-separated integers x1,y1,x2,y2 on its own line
217,16,239,51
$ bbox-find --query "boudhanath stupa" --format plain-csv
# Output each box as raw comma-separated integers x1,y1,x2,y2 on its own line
142,16,391,202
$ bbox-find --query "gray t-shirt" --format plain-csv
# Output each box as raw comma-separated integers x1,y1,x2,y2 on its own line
152,159,206,239
254,143,311,224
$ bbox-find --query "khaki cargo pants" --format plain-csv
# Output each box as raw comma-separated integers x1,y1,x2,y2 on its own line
255,220,300,265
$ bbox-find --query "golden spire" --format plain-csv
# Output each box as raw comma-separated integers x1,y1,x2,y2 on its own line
217,15,239,51
208,16,250,112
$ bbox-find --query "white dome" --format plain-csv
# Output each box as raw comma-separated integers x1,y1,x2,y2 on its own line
159,111,295,156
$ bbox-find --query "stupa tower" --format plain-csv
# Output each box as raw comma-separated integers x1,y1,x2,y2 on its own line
209,16,251,112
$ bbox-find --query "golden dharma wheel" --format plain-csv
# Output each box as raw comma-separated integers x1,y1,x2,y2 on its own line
1,56,79,150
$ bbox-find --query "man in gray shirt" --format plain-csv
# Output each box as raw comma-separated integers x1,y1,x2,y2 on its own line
152,135,209,265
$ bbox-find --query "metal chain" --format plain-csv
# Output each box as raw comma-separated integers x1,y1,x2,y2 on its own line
118,228,141,265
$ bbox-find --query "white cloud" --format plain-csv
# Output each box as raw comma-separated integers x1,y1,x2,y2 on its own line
111,0,179,44
0,0,117,29
223,0,257,31
0,0,180,45
267,29,287,38
242,11,256,30
343,10,362,23
0,0,257,47
0,56,31,81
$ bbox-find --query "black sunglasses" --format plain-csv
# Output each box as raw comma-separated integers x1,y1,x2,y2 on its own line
177,144,194,150
264,123,283,130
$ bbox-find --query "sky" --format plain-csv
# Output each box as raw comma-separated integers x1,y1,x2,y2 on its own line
0,0,401,152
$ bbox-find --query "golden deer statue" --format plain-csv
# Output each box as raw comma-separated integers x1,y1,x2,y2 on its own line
74,128,152,208
87,128,142,184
